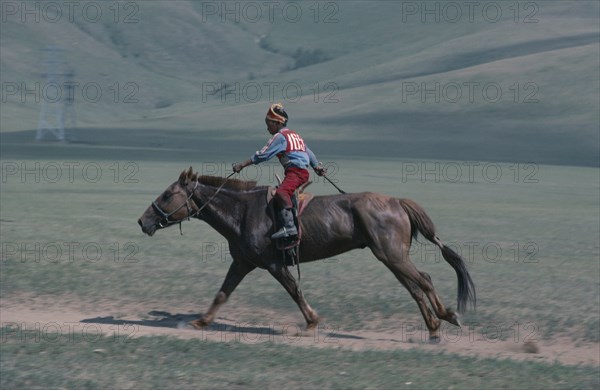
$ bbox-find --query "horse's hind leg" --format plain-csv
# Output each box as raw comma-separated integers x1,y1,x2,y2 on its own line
370,241,454,341
378,258,443,341
190,260,255,329
418,270,461,327
267,262,319,330
397,277,444,341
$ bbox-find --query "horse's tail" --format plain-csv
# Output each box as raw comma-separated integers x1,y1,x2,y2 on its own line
399,199,476,314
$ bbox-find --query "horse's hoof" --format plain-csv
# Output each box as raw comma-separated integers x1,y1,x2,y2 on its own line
189,319,209,330
429,335,441,344
447,312,462,327
306,315,320,331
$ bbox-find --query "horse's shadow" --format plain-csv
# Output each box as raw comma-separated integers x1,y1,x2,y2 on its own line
81,311,273,334
81,311,364,340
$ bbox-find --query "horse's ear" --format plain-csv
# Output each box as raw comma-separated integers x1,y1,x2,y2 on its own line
178,169,188,185
190,172,198,182
186,166,193,179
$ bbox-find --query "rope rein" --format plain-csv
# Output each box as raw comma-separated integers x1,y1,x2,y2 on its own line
158,171,343,284
176,172,236,235
188,172,236,219
152,172,236,235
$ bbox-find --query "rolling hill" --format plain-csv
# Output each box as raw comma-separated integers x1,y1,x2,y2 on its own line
1,1,598,166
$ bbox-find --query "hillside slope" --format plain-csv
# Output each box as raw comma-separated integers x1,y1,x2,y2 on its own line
1,1,598,166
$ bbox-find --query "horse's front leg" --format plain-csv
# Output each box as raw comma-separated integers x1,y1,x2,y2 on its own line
190,260,255,329
267,262,319,330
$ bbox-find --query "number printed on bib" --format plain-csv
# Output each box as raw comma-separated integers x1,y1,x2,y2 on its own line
282,130,306,152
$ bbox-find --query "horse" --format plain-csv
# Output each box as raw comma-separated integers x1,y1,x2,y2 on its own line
138,167,476,342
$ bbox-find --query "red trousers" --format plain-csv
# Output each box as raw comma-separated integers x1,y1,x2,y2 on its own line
275,167,310,209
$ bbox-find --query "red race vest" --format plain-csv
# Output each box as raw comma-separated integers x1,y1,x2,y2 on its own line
281,129,306,152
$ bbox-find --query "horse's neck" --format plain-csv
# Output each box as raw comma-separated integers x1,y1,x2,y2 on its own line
193,187,249,241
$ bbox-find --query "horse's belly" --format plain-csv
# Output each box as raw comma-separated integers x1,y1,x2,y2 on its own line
300,238,365,262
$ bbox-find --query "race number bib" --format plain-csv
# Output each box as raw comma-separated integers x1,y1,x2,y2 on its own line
282,130,306,152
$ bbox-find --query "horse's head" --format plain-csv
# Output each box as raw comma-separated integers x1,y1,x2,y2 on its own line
138,167,198,236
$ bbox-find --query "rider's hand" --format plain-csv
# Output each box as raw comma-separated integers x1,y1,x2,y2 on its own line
314,164,327,177
232,162,244,173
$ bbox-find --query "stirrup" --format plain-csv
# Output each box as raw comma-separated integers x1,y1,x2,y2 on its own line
271,226,298,240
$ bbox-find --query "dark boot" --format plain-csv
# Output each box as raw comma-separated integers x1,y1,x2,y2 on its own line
271,208,298,239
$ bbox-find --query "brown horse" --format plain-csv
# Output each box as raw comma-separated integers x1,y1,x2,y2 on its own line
138,167,475,341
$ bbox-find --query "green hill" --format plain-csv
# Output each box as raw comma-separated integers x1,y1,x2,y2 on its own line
1,1,598,166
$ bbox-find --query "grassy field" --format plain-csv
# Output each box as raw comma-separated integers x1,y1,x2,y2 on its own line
1,330,598,390
1,148,598,388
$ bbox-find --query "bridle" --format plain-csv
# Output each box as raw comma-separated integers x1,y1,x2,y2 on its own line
152,181,199,229
151,172,236,233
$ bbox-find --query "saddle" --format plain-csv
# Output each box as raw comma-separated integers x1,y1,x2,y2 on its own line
266,181,314,252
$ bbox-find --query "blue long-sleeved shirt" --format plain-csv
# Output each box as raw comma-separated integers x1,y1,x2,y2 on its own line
251,128,318,169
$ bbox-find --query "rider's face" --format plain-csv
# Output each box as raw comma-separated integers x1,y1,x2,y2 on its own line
266,119,280,135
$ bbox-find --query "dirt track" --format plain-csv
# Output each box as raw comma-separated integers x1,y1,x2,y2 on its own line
2,299,598,367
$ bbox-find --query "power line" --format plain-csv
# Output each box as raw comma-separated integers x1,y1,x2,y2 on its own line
35,45,76,142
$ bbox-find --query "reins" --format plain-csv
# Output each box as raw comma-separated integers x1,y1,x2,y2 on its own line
153,170,344,284
188,172,236,220
152,181,198,231
153,172,236,235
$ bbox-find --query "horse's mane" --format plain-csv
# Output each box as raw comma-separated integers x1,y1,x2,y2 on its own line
179,167,264,192
197,175,260,192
